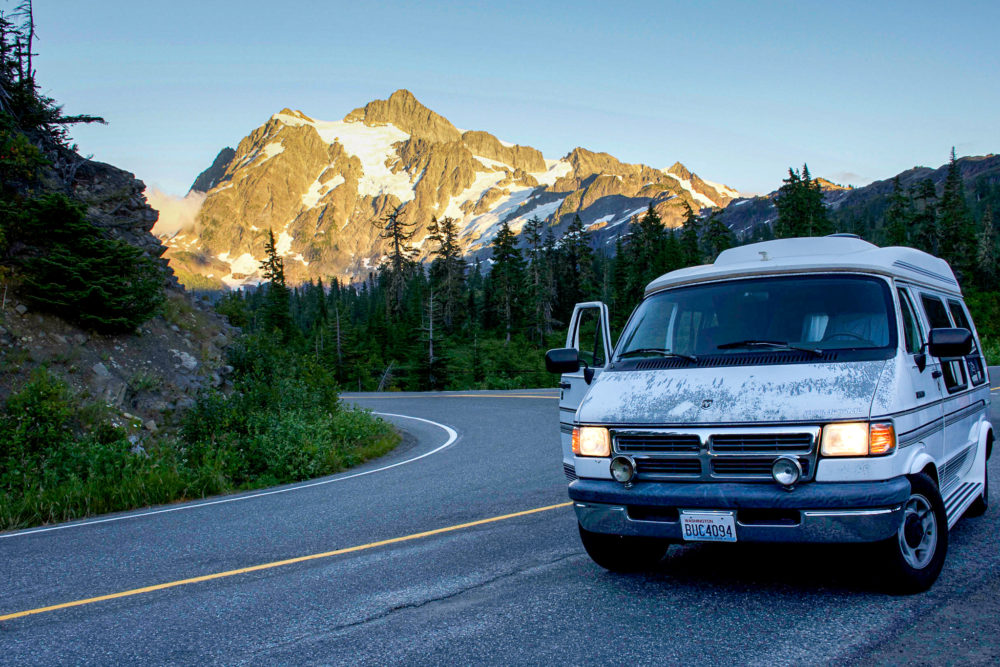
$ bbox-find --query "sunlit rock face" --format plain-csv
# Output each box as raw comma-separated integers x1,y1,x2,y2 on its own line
169,89,738,288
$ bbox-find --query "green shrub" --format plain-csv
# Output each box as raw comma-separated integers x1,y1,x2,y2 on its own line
179,334,396,488
0,343,399,530
8,193,165,333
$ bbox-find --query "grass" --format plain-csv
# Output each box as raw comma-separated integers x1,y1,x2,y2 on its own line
0,337,400,531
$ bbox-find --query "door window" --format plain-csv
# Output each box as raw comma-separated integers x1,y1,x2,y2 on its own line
920,294,967,392
576,308,609,368
948,299,986,386
898,289,924,355
920,294,952,329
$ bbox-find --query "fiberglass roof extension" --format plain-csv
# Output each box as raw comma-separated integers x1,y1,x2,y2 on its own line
644,236,960,297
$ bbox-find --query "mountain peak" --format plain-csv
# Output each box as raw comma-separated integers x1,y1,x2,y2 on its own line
666,161,692,180
343,89,461,143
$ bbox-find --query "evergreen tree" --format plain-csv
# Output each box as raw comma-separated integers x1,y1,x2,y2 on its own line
372,205,416,318
975,205,997,289
426,216,466,331
261,228,293,336
489,221,525,344
680,201,702,263
937,148,976,280
702,210,735,260
774,164,832,238
11,194,164,333
522,216,556,344
556,214,595,322
910,178,938,254
624,205,668,302
882,176,912,246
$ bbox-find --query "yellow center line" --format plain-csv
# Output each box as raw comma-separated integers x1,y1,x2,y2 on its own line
0,501,573,623
342,394,559,400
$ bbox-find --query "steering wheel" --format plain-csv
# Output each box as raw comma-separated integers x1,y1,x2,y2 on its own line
821,331,871,343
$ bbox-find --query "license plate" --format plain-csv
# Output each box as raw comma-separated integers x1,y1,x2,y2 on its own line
680,511,737,542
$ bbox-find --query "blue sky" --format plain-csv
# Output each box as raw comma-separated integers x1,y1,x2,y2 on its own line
27,0,1000,195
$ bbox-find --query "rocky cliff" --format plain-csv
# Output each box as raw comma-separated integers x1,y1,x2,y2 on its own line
165,89,740,288
1,140,236,434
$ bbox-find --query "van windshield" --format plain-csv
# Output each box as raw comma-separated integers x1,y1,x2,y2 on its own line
616,275,896,362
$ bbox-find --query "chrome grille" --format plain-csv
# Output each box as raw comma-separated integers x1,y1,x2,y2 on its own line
613,426,819,483
710,433,813,454
617,434,700,453
635,458,702,476
711,456,811,477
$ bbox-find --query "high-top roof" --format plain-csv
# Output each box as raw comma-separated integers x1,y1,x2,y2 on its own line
644,236,961,296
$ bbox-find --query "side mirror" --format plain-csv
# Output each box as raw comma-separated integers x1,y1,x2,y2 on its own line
928,328,973,358
545,348,580,374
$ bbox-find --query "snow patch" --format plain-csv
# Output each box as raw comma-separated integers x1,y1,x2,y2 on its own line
301,174,345,208
702,179,741,199
276,231,294,255
274,113,415,202
663,170,716,209
532,159,572,187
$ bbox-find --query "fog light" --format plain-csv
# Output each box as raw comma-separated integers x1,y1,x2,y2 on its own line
610,455,636,484
772,456,802,487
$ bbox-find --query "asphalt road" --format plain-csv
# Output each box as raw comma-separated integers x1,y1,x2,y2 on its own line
1,385,999,665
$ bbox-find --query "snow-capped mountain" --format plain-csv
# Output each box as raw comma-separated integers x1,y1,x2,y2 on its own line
164,89,739,288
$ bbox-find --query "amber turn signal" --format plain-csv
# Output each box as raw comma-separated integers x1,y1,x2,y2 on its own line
868,423,896,455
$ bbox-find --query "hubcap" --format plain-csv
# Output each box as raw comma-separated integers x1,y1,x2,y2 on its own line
898,493,936,569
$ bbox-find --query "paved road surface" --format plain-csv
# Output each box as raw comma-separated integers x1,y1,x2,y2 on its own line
1,385,998,665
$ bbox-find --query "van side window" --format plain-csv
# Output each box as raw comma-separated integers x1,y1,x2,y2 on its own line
920,294,952,329
948,299,986,386
920,294,967,392
576,308,608,367
897,290,924,354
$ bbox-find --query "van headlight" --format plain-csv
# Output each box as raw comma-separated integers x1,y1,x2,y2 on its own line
820,422,895,457
572,427,611,457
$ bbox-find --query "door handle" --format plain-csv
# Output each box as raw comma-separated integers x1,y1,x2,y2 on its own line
931,370,943,379
559,382,571,390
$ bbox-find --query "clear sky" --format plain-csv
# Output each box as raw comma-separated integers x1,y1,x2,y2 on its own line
26,0,1000,195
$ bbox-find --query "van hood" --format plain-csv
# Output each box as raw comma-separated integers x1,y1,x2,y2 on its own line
577,361,887,426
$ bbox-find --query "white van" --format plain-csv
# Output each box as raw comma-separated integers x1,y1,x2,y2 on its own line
547,236,991,592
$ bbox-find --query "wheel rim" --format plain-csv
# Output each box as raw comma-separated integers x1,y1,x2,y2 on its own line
898,493,937,569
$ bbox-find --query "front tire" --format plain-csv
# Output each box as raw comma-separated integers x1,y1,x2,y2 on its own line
578,524,669,572
878,472,948,594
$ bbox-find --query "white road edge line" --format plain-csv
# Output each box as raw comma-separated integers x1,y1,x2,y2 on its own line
0,412,458,540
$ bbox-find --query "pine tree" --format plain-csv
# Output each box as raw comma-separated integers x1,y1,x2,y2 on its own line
911,178,939,254
680,201,702,263
489,221,525,344
261,228,293,336
522,216,556,344
882,176,912,246
703,210,735,260
426,216,466,332
624,205,668,302
372,205,416,318
557,214,595,322
975,205,997,289
12,194,164,332
938,148,976,280
774,164,832,238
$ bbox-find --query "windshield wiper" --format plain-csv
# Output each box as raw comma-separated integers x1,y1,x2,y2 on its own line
618,348,698,362
716,339,823,357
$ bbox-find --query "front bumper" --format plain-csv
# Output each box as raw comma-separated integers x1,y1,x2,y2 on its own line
569,477,910,543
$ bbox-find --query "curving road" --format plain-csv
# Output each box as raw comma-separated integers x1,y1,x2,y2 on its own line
1,387,999,665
